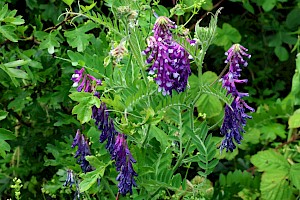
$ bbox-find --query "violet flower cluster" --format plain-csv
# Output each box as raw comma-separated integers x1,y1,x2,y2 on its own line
72,129,93,173
142,16,194,95
92,104,138,196
220,44,255,152
71,68,101,93
70,68,137,196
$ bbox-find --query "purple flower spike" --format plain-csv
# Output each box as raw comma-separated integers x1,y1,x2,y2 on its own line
113,133,138,196
220,44,255,152
72,129,93,173
71,68,101,93
143,16,192,95
92,103,117,155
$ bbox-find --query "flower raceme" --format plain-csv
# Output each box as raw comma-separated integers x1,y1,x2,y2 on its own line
220,44,255,152
142,16,194,95
70,68,137,196
91,103,138,196
71,129,93,173
71,68,101,93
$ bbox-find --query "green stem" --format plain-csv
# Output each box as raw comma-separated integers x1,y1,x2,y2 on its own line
172,139,192,173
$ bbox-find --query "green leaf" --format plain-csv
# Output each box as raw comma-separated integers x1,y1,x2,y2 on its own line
260,170,293,200
251,150,290,172
288,109,300,128
196,94,223,118
79,171,99,192
274,46,289,61
6,68,29,79
3,59,31,68
39,31,61,54
149,125,169,151
62,0,74,6
286,8,300,30
0,128,16,140
0,25,18,42
289,163,300,190
213,23,241,50
0,110,8,121
260,123,286,140
154,5,169,17
262,0,277,12
0,128,16,158
69,92,100,124
64,22,97,52
85,156,104,168
243,0,254,14
291,55,300,105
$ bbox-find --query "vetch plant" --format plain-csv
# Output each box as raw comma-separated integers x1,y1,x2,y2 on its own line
142,16,194,95
220,44,254,152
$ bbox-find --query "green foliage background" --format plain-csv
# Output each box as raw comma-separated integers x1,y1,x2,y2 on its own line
0,0,300,199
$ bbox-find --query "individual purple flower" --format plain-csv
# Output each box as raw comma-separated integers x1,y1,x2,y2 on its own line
113,133,138,196
220,44,255,152
63,169,75,187
71,68,101,93
142,16,193,95
72,129,93,173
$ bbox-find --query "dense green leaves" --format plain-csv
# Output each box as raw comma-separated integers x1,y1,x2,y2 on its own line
1,0,300,199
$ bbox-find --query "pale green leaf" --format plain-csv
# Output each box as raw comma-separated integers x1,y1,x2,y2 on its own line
85,156,104,169
261,170,293,200
3,59,31,68
6,68,28,79
79,171,99,192
288,109,300,128
251,150,290,172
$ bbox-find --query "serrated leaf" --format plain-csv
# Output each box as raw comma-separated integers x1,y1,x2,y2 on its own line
213,23,241,50
251,150,290,172
0,25,18,42
260,170,292,200
64,22,97,52
289,163,300,190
